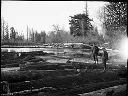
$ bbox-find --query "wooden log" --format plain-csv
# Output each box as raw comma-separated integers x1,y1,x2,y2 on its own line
79,84,127,96
52,79,127,96
3,70,123,93
1,79,126,96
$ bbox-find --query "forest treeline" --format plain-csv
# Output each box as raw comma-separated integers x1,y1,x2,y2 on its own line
1,2,127,48
1,20,103,46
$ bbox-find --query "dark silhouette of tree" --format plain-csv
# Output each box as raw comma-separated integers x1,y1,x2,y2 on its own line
10,27,16,42
105,2,127,47
52,25,63,43
69,13,93,37
29,28,32,42
16,35,24,42
35,31,41,43
40,31,46,44
96,2,127,48
105,2,127,32
4,23,9,41
32,28,35,42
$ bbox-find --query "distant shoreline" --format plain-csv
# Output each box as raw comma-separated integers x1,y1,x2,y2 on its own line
1,46,46,48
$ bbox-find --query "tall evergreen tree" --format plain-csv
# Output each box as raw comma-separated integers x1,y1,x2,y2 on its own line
10,27,16,42
69,13,93,37
105,2,127,32
4,23,9,41
40,31,46,44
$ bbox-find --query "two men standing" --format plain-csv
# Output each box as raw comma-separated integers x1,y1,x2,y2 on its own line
92,43,108,70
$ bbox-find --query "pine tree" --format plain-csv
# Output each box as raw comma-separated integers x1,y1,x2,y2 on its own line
69,13,93,37
40,31,46,44
105,2,127,32
10,27,16,42
4,23,9,41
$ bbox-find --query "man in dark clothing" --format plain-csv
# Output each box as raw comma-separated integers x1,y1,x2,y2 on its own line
92,44,99,64
102,48,108,70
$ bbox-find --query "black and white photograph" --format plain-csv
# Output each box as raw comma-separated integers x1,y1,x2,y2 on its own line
1,1,127,96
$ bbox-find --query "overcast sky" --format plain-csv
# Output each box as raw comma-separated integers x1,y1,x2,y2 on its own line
1,1,108,36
